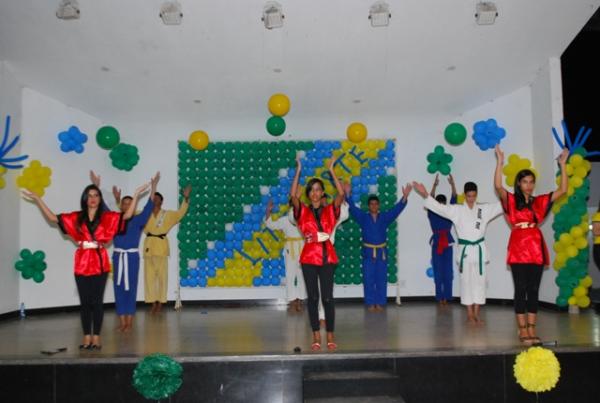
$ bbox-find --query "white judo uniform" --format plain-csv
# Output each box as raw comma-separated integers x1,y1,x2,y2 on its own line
424,196,503,305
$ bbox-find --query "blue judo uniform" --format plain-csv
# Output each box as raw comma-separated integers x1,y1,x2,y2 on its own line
347,198,407,306
427,195,456,302
112,199,154,315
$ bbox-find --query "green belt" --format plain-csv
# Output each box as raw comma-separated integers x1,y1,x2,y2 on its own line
458,237,485,275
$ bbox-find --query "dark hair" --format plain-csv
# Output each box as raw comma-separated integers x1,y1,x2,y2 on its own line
121,196,133,203
321,193,330,200
154,192,164,202
514,169,536,210
77,184,106,233
464,182,478,194
435,194,447,204
305,178,325,199
368,195,380,203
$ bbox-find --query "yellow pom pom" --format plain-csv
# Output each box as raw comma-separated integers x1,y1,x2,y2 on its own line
514,347,560,393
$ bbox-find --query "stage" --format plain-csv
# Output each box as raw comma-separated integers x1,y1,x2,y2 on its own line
1,301,599,402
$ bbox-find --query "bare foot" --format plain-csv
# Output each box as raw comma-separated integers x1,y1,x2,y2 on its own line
467,316,477,324
375,305,384,312
367,305,377,312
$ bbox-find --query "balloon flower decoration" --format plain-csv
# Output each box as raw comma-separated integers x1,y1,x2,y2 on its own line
0,115,28,169
502,154,538,187
132,353,183,400
514,347,560,393
14,249,47,283
444,122,467,146
57,126,88,154
96,126,140,171
347,122,368,143
551,121,598,308
16,160,52,196
266,93,290,136
426,145,453,175
0,165,6,189
188,130,209,151
472,118,506,151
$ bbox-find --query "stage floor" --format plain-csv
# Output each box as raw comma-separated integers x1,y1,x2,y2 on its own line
1,302,599,362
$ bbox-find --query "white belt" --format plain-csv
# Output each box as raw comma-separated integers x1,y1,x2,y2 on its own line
316,232,330,242
514,222,536,229
114,248,139,291
79,241,99,249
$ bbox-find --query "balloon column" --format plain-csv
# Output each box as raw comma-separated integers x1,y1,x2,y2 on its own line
15,160,52,196
551,122,598,308
177,139,398,288
502,154,539,187
14,249,47,283
266,94,290,136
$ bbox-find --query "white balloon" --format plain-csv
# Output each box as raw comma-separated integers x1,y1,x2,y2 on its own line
260,186,270,196
297,150,306,159
225,223,233,231
243,205,252,214
369,185,379,194
187,259,198,269
207,241,215,250
278,168,288,178
386,167,396,176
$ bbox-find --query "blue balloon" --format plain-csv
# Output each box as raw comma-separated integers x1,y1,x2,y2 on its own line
207,250,216,259
253,277,262,287
243,223,252,231
261,277,271,286
216,251,225,259
252,223,261,232
225,240,233,249
234,232,243,241
225,250,233,259
215,241,224,250
225,232,234,241
208,268,216,277
271,268,280,277
189,278,198,287
198,277,207,287
180,278,189,287
262,267,271,277
233,223,243,232
234,240,242,250
271,277,281,286
243,231,252,240
426,267,434,278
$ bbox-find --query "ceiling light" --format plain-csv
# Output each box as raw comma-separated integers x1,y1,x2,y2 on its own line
475,2,498,25
369,1,391,28
56,0,80,20
262,2,284,30
160,1,183,25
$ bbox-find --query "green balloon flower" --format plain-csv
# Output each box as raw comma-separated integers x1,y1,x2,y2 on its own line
426,145,453,175
109,143,140,171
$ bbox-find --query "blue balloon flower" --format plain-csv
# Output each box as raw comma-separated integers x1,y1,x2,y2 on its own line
57,126,88,154
472,119,506,151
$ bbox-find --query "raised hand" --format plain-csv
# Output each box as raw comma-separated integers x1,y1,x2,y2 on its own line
342,181,351,196
557,148,569,166
134,183,151,196
412,181,428,198
495,145,504,165
21,189,40,203
266,199,273,217
433,173,439,187
112,186,122,204
447,174,455,186
182,184,192,199
402,183,413,199
328,154,339,171
89,170,101,187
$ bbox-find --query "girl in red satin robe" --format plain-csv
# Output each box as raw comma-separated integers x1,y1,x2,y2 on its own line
23,182,148,350
495,145,569,345
290,155,344,351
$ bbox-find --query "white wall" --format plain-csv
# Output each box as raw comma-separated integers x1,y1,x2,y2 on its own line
115,85,535,303
18,88,122,309
530,57,564,303
0,62,22,314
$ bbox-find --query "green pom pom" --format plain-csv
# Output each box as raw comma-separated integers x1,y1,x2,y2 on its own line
132,353,183,400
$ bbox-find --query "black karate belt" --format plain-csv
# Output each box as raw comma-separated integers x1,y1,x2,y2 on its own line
146,233,167,239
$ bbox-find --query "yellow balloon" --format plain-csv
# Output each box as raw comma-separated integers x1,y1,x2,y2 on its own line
577,295,591,308
268,93,291,116
552,242,564,253
567,186,574,196
457,193,465,204
569,154,583,167
574,166,587,178
573,286,587,297
570,176,583,188
568,296,577,305
581,275,593,288
188,130,210,151
346,122,368,143
559,233,573,246
555,252,567,264
575,237,588,250
553,259,565,270
566,245,578,258
569,226,583,239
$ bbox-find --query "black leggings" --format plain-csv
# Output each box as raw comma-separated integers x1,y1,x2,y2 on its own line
511,264,543,314
594,245,600,273
302,264,336,332
75,273,108,335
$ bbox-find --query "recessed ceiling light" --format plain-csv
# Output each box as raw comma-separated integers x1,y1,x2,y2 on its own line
446,65,456,71
352,99,362,104
100,66,110,72
193,99,202,104
273,68,283,73
56,0,80,20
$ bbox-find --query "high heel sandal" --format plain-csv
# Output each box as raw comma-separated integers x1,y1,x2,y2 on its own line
527,323,541,345
518,325,532,345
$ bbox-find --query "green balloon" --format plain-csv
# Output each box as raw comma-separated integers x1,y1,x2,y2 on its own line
32,271,45,283
22,267,34,280
33,250,45,261
556,296,568,307
14,261,26,271
96,126,120,150
19,249,32,260
266,116,286,136
444,123,467,146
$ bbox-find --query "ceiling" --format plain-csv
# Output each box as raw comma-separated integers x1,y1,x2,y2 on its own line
1,0,599,127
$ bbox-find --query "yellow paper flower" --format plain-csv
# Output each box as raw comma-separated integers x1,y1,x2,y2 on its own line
514,347,560,393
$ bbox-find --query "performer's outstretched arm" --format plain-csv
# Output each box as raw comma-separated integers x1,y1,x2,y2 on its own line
494,145,508,205
123,183,151,220
328,155,345,208
290,156,302,212
448,174,457,201
412,181,458,222
21,190,58,223
430,174,439,197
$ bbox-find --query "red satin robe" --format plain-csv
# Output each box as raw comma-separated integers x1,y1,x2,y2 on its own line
296,204,339,266
57,211,125,276
503,192,552,265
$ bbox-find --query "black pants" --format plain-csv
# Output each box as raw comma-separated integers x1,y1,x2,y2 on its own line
302,264,336,332
75,273,108,335
594,245,600,273
511,264,543,314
